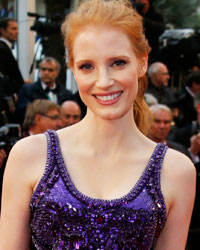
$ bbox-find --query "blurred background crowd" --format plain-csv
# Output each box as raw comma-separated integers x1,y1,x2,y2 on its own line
0,0,200,249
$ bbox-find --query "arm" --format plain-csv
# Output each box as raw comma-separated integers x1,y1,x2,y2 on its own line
0,135,46,250
0,149,6,169
155,149,196,250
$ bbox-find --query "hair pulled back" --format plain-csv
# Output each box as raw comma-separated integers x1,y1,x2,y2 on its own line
61,0,151,134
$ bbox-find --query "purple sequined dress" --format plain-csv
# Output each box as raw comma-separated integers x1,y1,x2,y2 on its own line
30,130,168,250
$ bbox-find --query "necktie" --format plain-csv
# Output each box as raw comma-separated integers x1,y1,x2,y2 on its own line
44,86,57,94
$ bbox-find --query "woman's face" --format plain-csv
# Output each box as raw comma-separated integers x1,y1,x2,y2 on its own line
72,25,147,120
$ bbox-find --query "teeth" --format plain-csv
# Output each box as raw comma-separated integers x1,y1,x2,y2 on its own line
96,92,121,101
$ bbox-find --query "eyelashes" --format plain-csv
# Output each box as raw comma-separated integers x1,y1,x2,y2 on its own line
112,60,127,67
78,59,127,71
79,63,93,70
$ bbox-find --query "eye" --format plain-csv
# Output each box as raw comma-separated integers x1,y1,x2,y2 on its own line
112,60,127,67
79,63,93,70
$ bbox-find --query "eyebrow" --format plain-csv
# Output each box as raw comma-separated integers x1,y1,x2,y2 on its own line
75,55,130,65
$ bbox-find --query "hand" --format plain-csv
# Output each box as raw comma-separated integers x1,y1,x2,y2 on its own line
24,78,32,84
190,133,200,155
0,149,7,169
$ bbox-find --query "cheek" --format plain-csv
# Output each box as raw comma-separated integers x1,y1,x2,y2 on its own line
74,70,93,92
118,69,139,88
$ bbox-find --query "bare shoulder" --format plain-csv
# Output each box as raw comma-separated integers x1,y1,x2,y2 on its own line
5,134,47,186
163,148,196,178
161,148,196,207
9,133,47,163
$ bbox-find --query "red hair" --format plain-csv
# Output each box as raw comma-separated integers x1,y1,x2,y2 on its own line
61,0,151,134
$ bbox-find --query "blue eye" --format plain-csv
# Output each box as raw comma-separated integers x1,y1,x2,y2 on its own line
79,63,93,70
112,60,126,67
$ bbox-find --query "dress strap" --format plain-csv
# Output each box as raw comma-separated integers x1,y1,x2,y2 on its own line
30,130,60,211
151,143,168,237
154,143,168,184
45,129,57,164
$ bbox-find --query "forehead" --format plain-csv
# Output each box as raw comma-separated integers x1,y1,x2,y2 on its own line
73,25,134,60
159,65,168,73
153,109,171,120
40,60,57,68
47,108,59,114
62,102,80,112
7,21,17,28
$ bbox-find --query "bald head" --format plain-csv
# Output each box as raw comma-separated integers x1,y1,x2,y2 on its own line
148,62,170,88
60,100,81,127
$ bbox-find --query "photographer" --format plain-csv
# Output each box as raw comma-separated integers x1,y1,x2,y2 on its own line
133,0,166,62
0,149,6,169
0,148,7,211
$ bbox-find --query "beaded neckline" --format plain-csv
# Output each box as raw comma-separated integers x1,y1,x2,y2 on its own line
52,130,167,208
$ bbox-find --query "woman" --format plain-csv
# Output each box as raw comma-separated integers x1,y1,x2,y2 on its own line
0,0,195,249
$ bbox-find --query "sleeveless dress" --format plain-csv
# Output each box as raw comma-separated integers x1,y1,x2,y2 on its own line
30,130,168,250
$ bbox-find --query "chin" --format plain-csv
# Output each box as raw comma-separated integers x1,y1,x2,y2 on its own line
96,109,129,121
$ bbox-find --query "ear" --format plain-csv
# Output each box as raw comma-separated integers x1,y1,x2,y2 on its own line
138,54,148,78
0,27,6,36
34,114,41,125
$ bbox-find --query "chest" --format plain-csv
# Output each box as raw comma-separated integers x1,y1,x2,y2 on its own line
62,151,150,200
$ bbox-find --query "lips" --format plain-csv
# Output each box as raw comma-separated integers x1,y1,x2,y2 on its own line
93,91,123,105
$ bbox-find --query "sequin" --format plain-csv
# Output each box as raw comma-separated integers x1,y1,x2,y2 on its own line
30,130,168,250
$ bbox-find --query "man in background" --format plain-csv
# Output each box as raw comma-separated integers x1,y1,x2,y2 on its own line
146,62,175,106
0,18,25,96
22,99,61,136
60,100,81,127
133,0,165,61
176,70,200,127
17,57,72,123
148,104,186,154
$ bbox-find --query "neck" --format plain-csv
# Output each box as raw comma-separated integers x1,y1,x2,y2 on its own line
76,108,144,156
29,126,43,135
149,135,165,143
44,82,56,89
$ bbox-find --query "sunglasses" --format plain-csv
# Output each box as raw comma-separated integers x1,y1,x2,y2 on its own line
41,114,60,120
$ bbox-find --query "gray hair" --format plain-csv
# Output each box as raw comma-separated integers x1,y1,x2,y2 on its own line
147,62,166,78
149,104,172,119
144,93,158,107
39,56,61,72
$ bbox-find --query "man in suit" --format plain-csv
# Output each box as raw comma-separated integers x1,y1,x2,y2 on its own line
133,0,165,62
60,100,81,128
148,103,187,154
22,99,62,136
17,57,73,123
146,62,176,106
176,70,200,127
0,18,24,96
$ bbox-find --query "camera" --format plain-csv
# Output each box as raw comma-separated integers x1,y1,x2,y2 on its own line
0,124,21,154
28,12,61,37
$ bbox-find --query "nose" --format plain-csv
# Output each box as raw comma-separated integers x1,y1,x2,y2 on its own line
159,122,166,129
68,117,75,125
96,68,114,89
56,119,62,129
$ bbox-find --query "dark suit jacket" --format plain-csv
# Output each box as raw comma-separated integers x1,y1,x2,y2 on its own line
166,140,188,155
16,79,73,123
0,40,24,95
176,88,197,127
146,81,175,106
172,121,199,148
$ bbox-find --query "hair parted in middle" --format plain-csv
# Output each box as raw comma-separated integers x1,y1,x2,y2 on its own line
61,0,151,134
